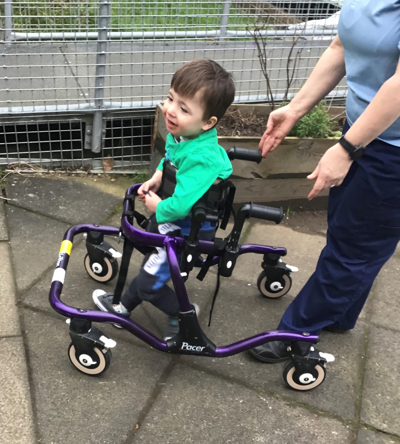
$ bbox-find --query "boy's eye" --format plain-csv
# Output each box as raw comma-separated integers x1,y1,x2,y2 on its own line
181,107,188,113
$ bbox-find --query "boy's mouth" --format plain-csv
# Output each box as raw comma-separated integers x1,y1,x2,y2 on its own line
166,118,177,127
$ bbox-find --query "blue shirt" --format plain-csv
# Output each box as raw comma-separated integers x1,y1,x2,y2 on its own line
338,0,400,146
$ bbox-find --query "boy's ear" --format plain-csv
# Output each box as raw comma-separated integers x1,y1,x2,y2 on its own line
202,116,218,131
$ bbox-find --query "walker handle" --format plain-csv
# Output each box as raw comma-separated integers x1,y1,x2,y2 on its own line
227,147,262,164
249,204,283,224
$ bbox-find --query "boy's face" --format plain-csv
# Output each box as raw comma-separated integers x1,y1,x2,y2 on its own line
162,88,217,138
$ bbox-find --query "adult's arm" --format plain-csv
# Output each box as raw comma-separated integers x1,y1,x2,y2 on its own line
307,54,400,200
260,35,346,155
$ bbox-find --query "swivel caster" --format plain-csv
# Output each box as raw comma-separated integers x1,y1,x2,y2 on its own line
257,269,292,299
84,253,118,283
68,342,112,376
67,318,116,376
283,360,326,391
84,231,121,283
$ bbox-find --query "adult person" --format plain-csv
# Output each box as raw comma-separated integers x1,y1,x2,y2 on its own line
250,0,400,363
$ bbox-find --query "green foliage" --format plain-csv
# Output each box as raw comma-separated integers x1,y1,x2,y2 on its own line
10,0,249,33
130,171,149,184
289,102,336,138
0,169,6,182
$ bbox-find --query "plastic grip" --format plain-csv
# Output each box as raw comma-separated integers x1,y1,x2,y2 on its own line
249,204,283,224
227,147,262,164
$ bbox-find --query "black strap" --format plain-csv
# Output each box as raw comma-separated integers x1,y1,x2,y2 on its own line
196,238,226,282
220,182,236,230
133,211,148,229
208,269,221,327
196,252,215,281
220,190,236,231
112,238,134,304
122,193,149,229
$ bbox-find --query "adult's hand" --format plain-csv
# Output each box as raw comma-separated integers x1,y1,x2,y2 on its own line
259,105,301,157
307,143,353,200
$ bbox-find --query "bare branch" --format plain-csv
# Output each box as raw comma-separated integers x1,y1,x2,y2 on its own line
284,19,307,101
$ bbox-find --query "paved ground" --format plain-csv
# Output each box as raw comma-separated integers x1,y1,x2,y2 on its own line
1,173,400,444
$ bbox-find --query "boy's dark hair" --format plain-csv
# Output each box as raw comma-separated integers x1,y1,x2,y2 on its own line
171,59,235,123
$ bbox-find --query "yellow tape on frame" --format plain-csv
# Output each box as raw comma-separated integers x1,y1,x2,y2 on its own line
59,240,73,256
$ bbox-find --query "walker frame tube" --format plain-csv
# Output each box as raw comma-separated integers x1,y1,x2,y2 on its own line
49,184,318,356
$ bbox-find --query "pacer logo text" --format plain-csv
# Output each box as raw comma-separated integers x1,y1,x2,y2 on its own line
180,342,205,352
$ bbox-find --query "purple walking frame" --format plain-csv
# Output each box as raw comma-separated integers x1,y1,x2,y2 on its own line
49,183,318,358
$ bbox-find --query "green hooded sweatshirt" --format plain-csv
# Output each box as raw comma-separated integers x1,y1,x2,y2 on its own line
156,128,232,224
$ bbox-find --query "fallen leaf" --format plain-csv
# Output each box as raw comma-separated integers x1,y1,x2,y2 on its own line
103,155,113,172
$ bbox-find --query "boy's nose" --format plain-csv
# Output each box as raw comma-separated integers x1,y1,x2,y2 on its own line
167,104,177,117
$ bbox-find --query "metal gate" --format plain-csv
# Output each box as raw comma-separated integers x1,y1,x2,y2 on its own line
0,0,344,171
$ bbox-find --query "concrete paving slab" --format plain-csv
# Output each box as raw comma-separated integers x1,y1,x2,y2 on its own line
7,205,70,293
6,176,121,225
361,326,400,435
370,255,400,332
0,337,36,444
22,309,172,444
357,428,400,444
234,221,326,296
0,201,8,240
0,242,20,336
134,364,353,444
181,275,365,420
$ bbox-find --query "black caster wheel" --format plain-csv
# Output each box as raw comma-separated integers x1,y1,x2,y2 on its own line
257,270,292,299
84,253,118,283
68,343,112,376
283,360,326,391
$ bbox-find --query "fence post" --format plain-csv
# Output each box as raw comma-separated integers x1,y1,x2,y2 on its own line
4,0,13,42
219,0,231,41
91,0,110,153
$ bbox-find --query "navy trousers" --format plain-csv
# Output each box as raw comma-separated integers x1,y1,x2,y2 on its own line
279,124,400,335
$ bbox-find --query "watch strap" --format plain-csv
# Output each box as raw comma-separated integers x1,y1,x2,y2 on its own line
339,136,356,155
339,136,365,160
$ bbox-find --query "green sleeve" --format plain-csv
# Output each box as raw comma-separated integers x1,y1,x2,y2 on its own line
156,155,219,223
157,158,165,171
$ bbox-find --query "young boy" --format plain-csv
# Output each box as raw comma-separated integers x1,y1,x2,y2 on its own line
93,59,235,339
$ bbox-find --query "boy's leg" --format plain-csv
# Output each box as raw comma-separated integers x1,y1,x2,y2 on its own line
120,246,179,316
121,220,183,317
92,221,180,329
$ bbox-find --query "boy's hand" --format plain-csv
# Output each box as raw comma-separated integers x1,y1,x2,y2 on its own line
144,191,162,214
138,170,163,201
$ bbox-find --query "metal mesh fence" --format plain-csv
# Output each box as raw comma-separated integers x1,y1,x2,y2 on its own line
0,0,345,170
0,110,154,170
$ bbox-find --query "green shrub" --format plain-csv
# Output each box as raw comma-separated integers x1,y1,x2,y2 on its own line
289,101,336,138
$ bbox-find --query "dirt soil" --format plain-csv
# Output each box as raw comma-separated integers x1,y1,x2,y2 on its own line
217,106,345,137
217,108,269,137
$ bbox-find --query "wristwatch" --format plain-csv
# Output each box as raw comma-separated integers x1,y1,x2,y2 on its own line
338,136,365,160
